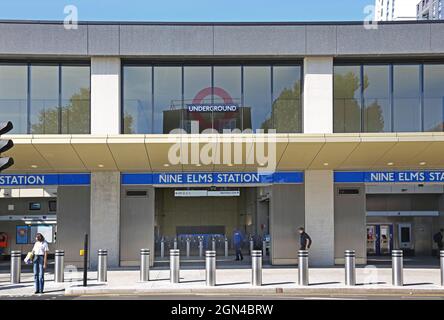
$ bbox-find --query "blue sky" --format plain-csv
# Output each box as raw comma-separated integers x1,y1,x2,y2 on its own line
0,0,375,22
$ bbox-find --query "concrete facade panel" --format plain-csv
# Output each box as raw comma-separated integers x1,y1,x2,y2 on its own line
270,184,305,265
213,25,306,56
88,25,120,56
0,23,88,56
120,25,214,56
306,25,337,55
337,24,432,55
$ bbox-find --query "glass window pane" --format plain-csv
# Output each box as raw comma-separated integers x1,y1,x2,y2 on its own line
363,65,391,132
424,64,444,132
61,66,90,134
333,65,361,133
30,65,59,134
272,66,302,133
243,66,272,132
154,66,182,134
213,66,242,132
184,66,212,133
123,66,152,134
0,65,28,133
393,65,421,132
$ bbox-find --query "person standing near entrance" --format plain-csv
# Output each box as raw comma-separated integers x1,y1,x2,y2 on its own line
233,229,244,261
298,227,312,251
32,233,49,294
433,229,443,258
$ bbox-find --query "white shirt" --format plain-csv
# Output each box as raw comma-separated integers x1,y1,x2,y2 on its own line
32,241,49,256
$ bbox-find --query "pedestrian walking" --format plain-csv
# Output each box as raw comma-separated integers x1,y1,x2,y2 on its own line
233,229,244,261
32,233,49,294
298,227,312,251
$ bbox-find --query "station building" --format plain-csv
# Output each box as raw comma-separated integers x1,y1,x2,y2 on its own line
0,20,444,268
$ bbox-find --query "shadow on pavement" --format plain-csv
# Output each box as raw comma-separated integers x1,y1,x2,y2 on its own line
262,282,295,286
356,282,386,286
308,282,341,286
404,282,435,286
216,282,250,286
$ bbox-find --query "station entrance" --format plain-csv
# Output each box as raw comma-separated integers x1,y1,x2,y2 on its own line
366,185,444,257
153,186,271,263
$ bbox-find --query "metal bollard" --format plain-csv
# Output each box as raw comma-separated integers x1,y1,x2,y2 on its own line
205,251,216,286
160,238,165,258
251,250,262,286
224,238,229,257
344,250,356,286
392,250,403,286
55,250,65,283
97,249,108,282
186,238,191,258
212,238,216,252
250,238,254,254
440,251,444,287
173,238,178,250
10,251,21,284
298,250,309,286
140,249,150,282
262,240,267,257
170,249,180,284
199,237,203,258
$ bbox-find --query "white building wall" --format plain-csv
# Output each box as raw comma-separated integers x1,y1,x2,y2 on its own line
90,172,121,268
304,170,335,266
303,57,333,134
91,57,121,134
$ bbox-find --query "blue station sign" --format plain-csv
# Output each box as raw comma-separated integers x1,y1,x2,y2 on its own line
122,172,303,186
0,174,91,186
334,171,444,183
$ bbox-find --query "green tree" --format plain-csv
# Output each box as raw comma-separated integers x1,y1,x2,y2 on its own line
334,72,384,132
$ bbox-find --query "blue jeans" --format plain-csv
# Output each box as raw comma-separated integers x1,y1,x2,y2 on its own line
33,255,45,293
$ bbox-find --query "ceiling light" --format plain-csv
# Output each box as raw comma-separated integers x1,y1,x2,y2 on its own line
387,162,394,166
419,162,426,166
195,164,202,167
323,163,329,166
98,164,104,168
31,165,38,168
163,164,170,167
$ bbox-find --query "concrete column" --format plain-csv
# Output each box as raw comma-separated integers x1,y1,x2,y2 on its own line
90,172,121,268
91,57,121,134
304,170,334,266
303,57,333,134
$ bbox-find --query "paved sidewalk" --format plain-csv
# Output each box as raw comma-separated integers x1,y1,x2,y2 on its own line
1,267,443,297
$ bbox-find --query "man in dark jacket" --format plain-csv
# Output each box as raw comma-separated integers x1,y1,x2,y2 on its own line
298,227,312,250
233,229,244,261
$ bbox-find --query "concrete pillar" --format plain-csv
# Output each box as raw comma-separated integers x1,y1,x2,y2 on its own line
91,57,121,134
304,170,334,266
303,57,333,134
90,172,121,268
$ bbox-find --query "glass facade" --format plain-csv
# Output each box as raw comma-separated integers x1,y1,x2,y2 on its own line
334,63,444,133
0,63,90,134
122,64,302,134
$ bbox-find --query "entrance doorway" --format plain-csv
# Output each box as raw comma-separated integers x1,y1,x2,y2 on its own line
366,224,393,256
154,186,270,263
